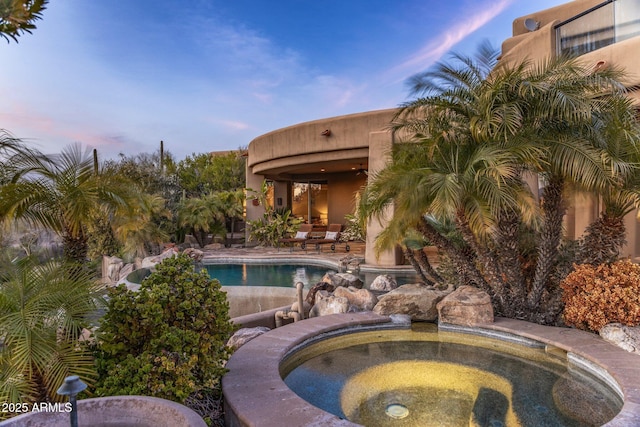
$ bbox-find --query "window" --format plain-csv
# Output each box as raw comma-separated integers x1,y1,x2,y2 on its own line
291,181,328,225
556,0,640,56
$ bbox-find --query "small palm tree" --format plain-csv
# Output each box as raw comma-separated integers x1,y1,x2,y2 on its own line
112,192,171,260
177,194,225,248
0,144,138,264
217,189,245,245
0,255,103,407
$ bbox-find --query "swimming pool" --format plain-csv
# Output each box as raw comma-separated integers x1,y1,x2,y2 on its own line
205,263,333,288
204,262,420,288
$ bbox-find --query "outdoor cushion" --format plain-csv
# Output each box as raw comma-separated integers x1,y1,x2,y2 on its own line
325,231,338,240
295,231,309,239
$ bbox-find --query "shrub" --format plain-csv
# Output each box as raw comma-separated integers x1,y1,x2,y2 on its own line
247,208,302,247
561,259,640,331
94,253,235,405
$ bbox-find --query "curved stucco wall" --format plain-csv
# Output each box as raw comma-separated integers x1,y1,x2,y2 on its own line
248,109,396,177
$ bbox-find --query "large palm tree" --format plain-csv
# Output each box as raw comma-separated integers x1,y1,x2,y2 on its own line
0,255,102,407
364,44,640,322
0,144,138,264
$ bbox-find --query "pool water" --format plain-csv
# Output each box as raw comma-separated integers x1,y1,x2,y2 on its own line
204,262,420,288
205,263,333,288
282,326,622,426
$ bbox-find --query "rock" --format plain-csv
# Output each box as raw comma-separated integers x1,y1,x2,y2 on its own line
321,272,363,289
373,283,450,321
305,282,336,306
436,285,493,326
599,323,640,355
118,263,134,283
369,274,398,292
309,291,350,317
183,247,204,262
227,327,271,350
102,255,124,286
140,247,179,269
334,286,378,312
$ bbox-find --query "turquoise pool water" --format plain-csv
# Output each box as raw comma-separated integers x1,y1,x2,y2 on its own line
127,262,420,288
204,262,420,288
205,263,333,288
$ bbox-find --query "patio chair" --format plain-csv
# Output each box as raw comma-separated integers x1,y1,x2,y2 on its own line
309,224,350,252
278,223,313,251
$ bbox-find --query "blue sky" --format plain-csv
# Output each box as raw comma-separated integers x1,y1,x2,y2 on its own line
1,0,567,160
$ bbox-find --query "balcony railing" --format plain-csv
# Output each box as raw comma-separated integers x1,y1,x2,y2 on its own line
556,0,640,56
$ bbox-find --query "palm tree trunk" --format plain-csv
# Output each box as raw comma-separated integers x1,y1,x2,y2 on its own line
63,233,88,264
416,246,444,285
454,210,508,313
494,209,527,316
402,246,434,285
416,217,490,292
529,175,565,310
576,211,626,265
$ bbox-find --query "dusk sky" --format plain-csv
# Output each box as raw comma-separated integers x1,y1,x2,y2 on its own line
2,0,568,160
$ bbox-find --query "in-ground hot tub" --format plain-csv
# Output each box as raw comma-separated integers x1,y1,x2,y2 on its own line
222,313,640,426
281,323,621,426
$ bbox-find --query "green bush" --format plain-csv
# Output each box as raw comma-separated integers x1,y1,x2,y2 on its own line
247,208,302,247
94,253,235,403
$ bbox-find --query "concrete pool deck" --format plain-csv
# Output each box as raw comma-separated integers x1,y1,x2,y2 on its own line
222,313,640,427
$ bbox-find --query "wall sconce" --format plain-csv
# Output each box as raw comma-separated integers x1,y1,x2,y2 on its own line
321,129,331,137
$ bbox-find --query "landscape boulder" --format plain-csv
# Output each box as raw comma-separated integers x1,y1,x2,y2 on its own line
373,283,450,321
309,291,349,317
118,263,134,283
321,272,363,289
140,247,179,269
333,286,378,312
599,323,640,355
436,285,493,326
102,255,124,286
183,247,204,262
369,274,398,292
305,282,336,306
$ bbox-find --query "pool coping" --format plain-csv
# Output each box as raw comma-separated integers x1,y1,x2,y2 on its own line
222,313,640,427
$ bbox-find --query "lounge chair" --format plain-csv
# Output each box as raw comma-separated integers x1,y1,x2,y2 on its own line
309,224,350,252
278,223,313,251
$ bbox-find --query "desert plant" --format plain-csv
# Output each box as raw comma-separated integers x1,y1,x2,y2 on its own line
341,191,366,242
247,208,302,247
93,253,235,408
561,259,640,331
0,255,102,416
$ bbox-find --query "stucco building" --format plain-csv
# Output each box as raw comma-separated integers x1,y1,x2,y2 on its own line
245,0,640,266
